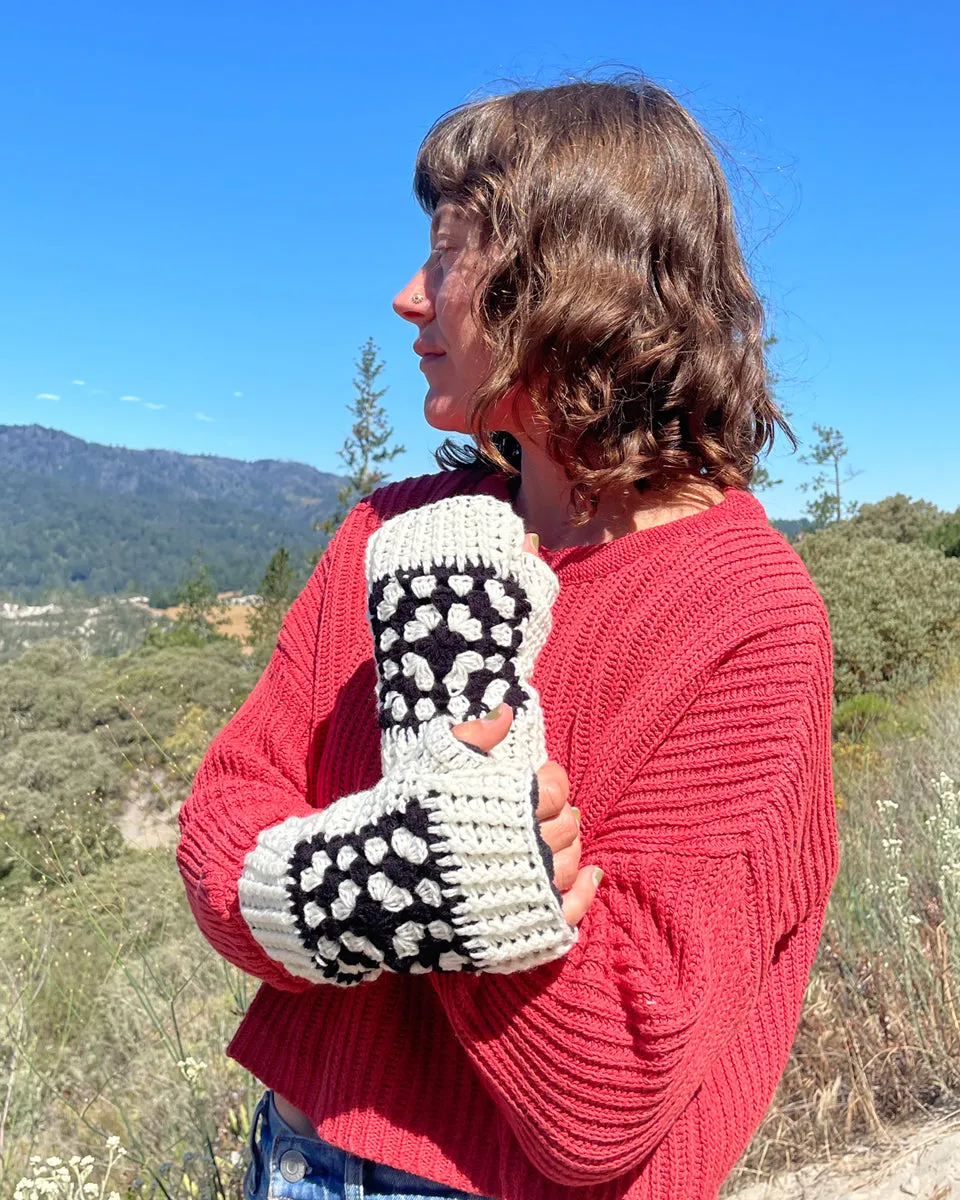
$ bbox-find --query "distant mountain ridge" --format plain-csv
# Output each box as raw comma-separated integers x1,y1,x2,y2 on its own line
0,424,341,519
0,425,345,600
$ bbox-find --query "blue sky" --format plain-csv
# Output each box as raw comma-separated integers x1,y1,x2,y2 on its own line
0,0,956,518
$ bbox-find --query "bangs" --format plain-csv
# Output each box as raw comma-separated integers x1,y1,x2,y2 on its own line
413,100,510,218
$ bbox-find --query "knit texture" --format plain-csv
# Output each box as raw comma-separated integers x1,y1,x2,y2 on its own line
237,495,574,984
177,466,839,1200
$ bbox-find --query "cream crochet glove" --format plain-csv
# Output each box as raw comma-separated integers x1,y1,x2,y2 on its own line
238,494,576,986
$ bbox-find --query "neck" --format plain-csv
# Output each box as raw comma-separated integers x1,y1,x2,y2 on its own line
509,438,724,551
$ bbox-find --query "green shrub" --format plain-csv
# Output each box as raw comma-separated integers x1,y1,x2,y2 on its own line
0,640,106,740
0,731,125,891
848,493,945,543
798,526,960,701
92,639,254,768
927,510,960,558
832,692,897,742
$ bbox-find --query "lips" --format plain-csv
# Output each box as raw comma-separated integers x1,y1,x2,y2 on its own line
413,340,446,358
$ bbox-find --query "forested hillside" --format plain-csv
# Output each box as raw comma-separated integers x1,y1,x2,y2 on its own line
0,425,343,599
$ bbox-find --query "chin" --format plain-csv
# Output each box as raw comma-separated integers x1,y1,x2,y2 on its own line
423,392,471,435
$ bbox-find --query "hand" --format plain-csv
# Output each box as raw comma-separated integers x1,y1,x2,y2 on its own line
452,703,602,928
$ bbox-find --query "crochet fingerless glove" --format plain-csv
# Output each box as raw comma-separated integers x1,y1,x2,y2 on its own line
238,494,576,986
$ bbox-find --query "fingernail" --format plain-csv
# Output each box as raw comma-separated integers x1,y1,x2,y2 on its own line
572,807,582,825
482,704,502,721
529,532,540,552
592,868,604,887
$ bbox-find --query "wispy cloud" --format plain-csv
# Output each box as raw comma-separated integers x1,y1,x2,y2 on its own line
72,379,86,386
144,402,166,410
91,388,106,395
233,391,244,397
120,395,140,402
194,411,214,422
36,392,60,401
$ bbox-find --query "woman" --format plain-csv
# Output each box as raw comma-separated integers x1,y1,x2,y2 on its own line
177,76,838,1200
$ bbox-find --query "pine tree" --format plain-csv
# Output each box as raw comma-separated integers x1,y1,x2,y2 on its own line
314,338,405,549
750,464,782,493
799,424,862,527
247,545,300,647
170,554,229,642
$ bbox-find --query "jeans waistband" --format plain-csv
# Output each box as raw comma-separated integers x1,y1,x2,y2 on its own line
248,1089,485,1199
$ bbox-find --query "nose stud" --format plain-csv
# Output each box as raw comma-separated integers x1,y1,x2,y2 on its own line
411,293,424,304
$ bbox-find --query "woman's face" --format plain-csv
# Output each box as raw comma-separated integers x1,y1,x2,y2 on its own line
393,204,523,436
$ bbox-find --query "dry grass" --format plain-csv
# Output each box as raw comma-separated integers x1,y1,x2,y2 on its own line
152,597,255,653
0,851,257,1199
723,669,960,1193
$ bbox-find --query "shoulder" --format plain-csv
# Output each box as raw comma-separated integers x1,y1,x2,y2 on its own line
673,488,831,650
659,492,833,720
280,468,494,658
363,466,493,523
318,467,493,571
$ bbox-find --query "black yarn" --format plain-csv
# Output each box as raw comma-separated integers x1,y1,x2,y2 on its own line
368,564,531,733
286,797,481,985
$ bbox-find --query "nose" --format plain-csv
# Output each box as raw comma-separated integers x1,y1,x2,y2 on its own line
393,271,432,325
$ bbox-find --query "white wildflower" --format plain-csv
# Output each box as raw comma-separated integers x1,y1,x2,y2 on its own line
176,1056,208,1087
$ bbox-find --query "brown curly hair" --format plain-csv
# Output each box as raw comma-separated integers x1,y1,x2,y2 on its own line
413,74,792,522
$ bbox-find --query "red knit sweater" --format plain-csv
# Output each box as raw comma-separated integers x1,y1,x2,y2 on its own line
177,466,838,1200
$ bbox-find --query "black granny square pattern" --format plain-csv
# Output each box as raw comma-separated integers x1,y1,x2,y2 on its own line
368,563,532,733
286,798,480,986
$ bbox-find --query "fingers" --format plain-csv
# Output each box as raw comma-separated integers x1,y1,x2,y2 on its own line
538,804,579,855
550,841,582,892
451,703,514,753
534,760,569,820
561,864,604,927
521,532,540,555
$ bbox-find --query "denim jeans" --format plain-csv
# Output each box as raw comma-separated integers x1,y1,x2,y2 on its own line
243,1091,491,1200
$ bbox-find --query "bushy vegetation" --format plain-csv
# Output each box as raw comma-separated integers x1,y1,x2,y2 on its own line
848,493,945,544
0,637,256,898
798,526,960,701
0,593,160,664
0,633,261,1197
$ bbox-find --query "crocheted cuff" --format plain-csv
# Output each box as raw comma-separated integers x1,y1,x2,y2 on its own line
365,493,559,774
238,720,576,986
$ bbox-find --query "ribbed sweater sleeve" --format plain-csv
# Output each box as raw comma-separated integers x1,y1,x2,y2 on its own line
175,552,330,994
429,599,837,1186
